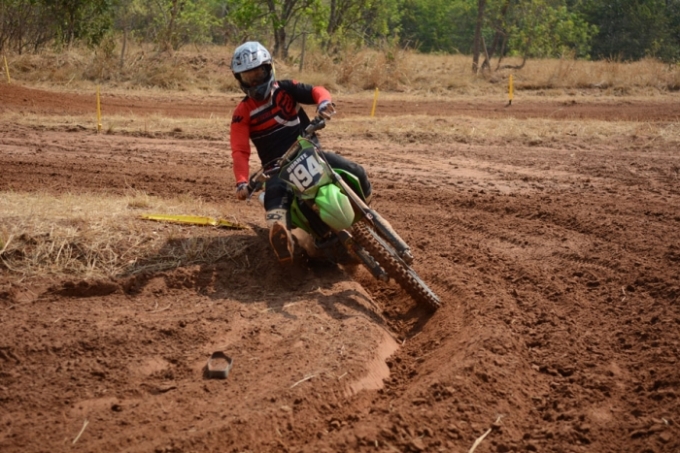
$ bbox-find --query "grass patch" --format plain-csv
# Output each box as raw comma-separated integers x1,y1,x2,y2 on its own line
4,43,680,95
0,191,253,279
324,114,680,148
2,106,679,149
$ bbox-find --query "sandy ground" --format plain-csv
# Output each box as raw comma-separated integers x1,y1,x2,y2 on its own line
1,83,680,453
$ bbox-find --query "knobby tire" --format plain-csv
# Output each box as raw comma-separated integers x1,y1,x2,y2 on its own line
352,222,441,311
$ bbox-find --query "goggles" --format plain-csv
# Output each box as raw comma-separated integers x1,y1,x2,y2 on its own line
239,66,269,87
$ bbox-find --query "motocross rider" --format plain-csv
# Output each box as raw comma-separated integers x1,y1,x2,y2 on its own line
230,41,372,263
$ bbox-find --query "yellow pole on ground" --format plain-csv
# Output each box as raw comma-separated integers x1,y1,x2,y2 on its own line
3,55,10,84
96,85,102,133
370,87,379,117
508,74,513,106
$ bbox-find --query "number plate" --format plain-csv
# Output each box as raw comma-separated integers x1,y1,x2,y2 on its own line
281,149,327,193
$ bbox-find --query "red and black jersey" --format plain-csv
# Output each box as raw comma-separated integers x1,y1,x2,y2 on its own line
230,80,331,185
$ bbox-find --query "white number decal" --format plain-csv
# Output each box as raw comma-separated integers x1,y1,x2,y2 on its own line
288,173,305,191
307,155,322,177
293,162,313,187
287,154,323,191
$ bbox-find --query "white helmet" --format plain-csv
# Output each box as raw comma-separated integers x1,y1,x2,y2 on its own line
231,41,275,101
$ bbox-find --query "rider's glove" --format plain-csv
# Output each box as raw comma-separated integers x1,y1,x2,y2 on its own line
317,100,336,119
235,182,249,201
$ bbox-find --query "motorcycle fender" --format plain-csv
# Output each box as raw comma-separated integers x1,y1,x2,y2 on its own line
315,184,354,231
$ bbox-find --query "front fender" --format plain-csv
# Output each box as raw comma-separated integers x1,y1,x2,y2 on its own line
315,184,354,231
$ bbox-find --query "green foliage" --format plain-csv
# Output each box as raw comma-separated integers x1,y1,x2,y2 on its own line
399,0,595,59
357,0,403,45
579,0,680,62
173,0,221,46
400,0,476,53
0,0,113,53
507,0,598,58
0,0,45,53
3,0,680,65
49,0,114,48
668,0,680,62
305,0,403,51
124,0,220,51
214,0,324,58
219,0,269,42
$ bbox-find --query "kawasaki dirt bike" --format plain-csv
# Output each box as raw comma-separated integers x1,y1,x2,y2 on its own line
247,116,441,311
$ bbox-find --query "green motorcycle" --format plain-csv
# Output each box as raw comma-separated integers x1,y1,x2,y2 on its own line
248,116,441,311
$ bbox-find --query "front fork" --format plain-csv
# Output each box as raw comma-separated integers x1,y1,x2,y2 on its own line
337,230,388,282
331,175,414,265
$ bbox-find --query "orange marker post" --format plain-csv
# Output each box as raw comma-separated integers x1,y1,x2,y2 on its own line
96,85,102,133
3,55,10,84
371,87,379,117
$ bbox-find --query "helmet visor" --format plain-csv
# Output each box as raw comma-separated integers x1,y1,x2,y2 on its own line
239,66,269,87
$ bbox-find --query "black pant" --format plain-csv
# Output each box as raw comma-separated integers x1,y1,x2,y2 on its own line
264,151,372,213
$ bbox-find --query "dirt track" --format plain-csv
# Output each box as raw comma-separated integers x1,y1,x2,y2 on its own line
1,83,680,453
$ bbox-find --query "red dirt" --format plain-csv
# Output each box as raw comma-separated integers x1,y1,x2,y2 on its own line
3,83,680,121
1,83,680,453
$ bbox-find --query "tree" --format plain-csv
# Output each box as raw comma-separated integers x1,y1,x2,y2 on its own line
667,0,680,62
264,0,323,59
214,0,269,44
469,0,597,72
400,0,476,53
323,0,402,51
480,0,510,71
121,0,220,52
48,0,114,48
472,0,486,72
579,0,679,62
325,0,356,45
506,0,597,59
0,0,53,54
0,0,113,53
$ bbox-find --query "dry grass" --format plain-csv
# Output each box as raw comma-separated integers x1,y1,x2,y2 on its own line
7,44,239,93
2,101,678,147
0,191,253,279
325,114,680,147
0,109,232,140
4,42,679,95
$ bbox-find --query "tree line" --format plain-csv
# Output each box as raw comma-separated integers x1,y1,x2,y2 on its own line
1,0,679,67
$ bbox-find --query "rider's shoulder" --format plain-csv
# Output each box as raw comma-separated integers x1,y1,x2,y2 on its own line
279,79,317,90
277,79,296,90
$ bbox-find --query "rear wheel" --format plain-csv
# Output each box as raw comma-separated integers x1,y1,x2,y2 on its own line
352,222,441,310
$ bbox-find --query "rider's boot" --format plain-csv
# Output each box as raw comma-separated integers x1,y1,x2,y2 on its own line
266,209,294,263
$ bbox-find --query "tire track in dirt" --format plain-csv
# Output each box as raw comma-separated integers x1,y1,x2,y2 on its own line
365,146,679,449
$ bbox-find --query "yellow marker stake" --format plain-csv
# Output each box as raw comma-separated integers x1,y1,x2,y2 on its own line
140,214,249,229
3,55,10,84
371,87,379,117
508,74,514,106
96,85,102,132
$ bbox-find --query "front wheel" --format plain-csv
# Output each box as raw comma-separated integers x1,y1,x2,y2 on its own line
352,222,441,311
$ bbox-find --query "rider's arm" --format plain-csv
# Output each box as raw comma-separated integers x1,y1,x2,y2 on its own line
278,80,331,106
230,103,251,185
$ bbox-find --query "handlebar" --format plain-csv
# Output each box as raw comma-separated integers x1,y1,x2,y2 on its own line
304,115,328,136
246,115,327,196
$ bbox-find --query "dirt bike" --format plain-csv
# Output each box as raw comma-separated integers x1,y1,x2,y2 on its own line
247,116,441,311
